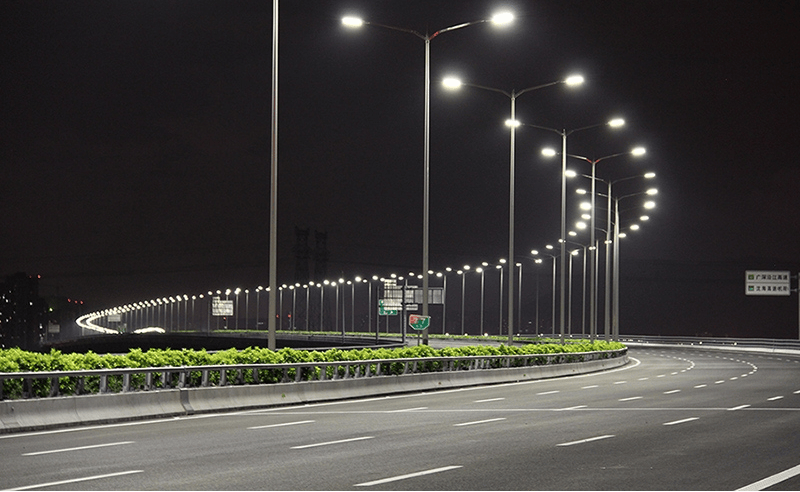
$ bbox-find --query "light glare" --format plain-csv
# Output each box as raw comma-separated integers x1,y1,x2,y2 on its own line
341,16,364,27
442,77,462,89
565,75,584,86
608,118,625,127
491,12,514,24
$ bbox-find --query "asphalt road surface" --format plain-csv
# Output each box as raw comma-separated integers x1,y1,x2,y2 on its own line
2,346,799,490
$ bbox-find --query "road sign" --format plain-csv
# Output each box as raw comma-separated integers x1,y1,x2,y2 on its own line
378,300,398,316
409,314,430,331
211,297,234,316
745,270,791,296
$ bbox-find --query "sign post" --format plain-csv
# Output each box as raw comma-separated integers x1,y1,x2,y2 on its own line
409,314,431,345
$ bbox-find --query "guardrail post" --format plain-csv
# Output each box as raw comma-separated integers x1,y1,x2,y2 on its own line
123,373,131,392
220,370,228,387
99,375,108,394
49,377,59,397
201,370,209,387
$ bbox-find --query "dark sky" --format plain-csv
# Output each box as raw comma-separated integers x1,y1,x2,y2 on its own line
2,1,799,338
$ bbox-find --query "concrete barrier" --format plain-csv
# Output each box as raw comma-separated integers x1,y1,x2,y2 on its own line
0,355,627,433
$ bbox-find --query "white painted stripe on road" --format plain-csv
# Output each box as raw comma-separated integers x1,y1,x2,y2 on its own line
248,420,315,429
619,396,643,401
8,470,144,490
536,390,560,395
795,390,800,394
695,384,707,388
474,398,505,403
559,405,588,411
291,436,374,449
387,407,428,413
768,396,784,401
664,390,681,394
354,465,463,487
728,405,751,411
730,377,739,380
663,417,699,426
715,380,726,384
613,381,627,385
638,377,649,381
557,435,615,447
736,463,800,491
22,441,134,456
453,418,506,427
581,385,599,389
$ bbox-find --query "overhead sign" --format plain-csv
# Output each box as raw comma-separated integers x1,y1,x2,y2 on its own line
211,296,234,316
745,270,791,296
409,315,430,331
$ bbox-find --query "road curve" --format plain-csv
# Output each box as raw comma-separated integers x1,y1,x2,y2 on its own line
1,346,799,490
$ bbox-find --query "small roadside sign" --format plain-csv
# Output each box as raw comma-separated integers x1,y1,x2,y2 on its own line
409,315,430,331
745,270,791,296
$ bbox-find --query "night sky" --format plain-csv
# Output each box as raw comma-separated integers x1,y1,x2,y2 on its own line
3,1,799,338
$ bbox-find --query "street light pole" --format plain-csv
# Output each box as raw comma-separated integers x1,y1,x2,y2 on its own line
537,118,625,342
442,75,583,344
342,12,513,345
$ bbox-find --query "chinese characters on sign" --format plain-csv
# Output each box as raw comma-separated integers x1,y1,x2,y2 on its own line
745,270,791,296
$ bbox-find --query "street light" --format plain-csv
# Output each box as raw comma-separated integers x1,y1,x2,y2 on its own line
342,10,513,345
533,117,626,342
442,74,584,344
547,147,646,340
532,247,558,338
612,188,658,340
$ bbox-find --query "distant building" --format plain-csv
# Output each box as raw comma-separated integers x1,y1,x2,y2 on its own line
0,272,47,350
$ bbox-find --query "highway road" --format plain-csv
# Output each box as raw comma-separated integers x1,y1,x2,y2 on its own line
2,346,800,490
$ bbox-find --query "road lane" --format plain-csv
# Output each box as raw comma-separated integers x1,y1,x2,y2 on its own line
1,347,799,490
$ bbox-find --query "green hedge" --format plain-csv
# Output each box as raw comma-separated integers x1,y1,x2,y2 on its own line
0,341,625,398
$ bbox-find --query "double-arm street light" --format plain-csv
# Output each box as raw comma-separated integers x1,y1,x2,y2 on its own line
441,75,584,344
342,11,514,345
577,171,655,340
547,147,646,339
519,118,625,342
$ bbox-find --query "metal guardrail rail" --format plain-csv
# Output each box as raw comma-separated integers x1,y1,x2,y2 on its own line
0,349,626,401
621,335,800,351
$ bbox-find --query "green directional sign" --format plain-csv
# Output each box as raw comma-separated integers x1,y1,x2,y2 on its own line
378,300,398,316
409,314,430,331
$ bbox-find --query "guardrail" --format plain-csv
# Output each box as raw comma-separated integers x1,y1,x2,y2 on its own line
0,348,626,401
621,335,800,352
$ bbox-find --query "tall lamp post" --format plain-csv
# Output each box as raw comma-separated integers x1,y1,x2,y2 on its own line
532,117,625,342
532,247,558,338
613,189,657,340
548,147,646,339
442,75,584,344
342,11,513,345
